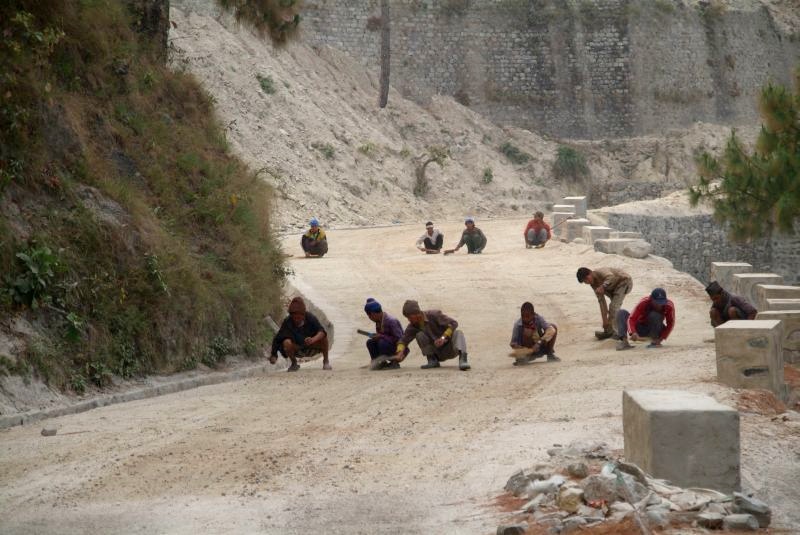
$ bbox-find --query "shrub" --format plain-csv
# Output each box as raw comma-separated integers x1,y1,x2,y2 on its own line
3,244,62,309
358,142,377,157
482,167,493,184
499,142,531,165
553,146,589,180
312,142,335,159
256,74,276,94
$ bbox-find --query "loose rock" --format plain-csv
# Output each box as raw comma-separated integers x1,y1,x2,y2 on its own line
646,508,670,528
566,462,588,478
496,523,527,535
697,512,724,529
733,492,771,528
581,474,618,503
562,516,587,533
622,239,652,259
41,428,57,437
557,486,585,513
504,470,531,497
722,513,759,531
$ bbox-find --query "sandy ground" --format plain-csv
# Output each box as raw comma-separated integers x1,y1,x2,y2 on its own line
2,219,798,534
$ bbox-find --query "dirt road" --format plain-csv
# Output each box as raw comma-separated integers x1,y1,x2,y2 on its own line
2,219,798,534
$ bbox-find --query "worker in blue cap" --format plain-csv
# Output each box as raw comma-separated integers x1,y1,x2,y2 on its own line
362,298,407,370
616,287,675,350
301,217,328,257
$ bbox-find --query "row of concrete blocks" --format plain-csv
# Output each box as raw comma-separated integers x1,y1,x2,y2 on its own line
551,196,650,257
711,262,800,374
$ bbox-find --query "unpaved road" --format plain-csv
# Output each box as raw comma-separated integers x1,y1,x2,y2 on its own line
2,219,798,534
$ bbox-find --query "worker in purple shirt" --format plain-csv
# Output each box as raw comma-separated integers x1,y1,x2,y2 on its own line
363,298,406,370
706,281,757,327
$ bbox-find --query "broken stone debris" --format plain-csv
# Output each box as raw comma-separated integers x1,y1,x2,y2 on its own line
41,428,57,436
497,441,773,533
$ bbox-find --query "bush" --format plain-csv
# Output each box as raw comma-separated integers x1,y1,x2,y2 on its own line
256,73,275,94
312,142,335,159
482,167,493,184
499,142,531,165
553,146,589,180
3,244,62,309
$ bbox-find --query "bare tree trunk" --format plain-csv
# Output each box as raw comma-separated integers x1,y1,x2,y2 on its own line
378,0,390,108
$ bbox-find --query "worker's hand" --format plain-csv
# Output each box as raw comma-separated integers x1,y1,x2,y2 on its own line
394,352,405,363
595,286,605,296
434,336,448,348
268,355,277,364
630,333,640,342
531,342,541,353
304,336,314,346
510,343,521,349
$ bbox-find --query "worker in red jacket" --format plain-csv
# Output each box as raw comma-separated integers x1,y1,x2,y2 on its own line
616,287,675,350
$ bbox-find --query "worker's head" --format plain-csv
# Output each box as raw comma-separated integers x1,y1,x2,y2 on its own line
650,288,668,312
534,211,544,220
288,296,306,325
705,281,724,305
425,221,434,235
464,217,475,229
576,267,593,285
520,301,535,324
309,218,319,229
402,299,424,325
364,298,383,321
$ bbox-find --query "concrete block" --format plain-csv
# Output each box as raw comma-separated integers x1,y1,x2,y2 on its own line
610,231,642,239
754,285,800,311
731,273,784,306
581,226,612,244
710,262,752,291
551,211,575,237
755,310,800,364
563,196,587,217
552,204,577,214
622,389,740,493
715,320,784,395
594,238,638,255
765,298,800,311
563,218,591,242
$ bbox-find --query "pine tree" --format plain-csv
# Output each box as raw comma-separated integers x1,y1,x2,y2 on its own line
689,69,800,240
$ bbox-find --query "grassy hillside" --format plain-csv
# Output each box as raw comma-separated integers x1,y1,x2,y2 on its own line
0,0,286,392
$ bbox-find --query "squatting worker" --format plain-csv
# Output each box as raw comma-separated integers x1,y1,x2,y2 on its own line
393,300,470,370
616,287,675,350
363,298,406,370
523,211,552,249
706,281,757,327
509,301,560,365
577,266,633,340
450,217,487,254
269,297,332,371
301,218,328,257
416,221,444,253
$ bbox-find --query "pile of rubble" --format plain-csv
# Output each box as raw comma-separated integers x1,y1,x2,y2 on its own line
496,442,772,534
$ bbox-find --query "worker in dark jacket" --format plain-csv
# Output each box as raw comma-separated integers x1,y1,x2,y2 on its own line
301,218,328,257
269,297,331,371
509,301,560,365
449,217,487,254
706,281,757,327
393,300,470,370
363,298,406,370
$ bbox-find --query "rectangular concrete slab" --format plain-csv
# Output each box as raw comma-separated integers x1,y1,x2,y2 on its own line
715,320,784,395
581,226,612,245
623,389,740,493
754,284,800,311
765,298,800,311
563,196,587,217
731,273,784,306
711,262,752,292
553,204,577,214
551,212,575,237
610,231,642,239
755,310,800,364
594,238,638,255
563,218,591,242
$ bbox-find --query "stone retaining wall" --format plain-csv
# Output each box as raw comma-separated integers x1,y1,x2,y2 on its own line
300,0,798,139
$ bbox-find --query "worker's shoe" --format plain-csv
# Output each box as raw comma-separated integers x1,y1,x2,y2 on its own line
546,353,560,362
595,330,614,340
383,361,400,369
616,338,633,351
287,363,300,372
420,356,440,369
458,351,471,371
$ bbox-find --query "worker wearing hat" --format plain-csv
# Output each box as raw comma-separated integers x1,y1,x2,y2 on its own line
447,217,487,254
392,299,470,370
616,287,675,350
301,217,328,257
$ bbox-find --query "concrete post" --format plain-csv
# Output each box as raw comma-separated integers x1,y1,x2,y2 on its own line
715,320,785,396
755,310,800,364
563,218,591,242
710,262,752,291
623,390,740,493
551,212,575,237
562,196,587,218
754,285,800,311
765,299,800,311
581,226,612,245
731,273,784,306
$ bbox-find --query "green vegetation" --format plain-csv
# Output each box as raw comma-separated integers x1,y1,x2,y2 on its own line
0,2,285,390
482,167,493,184
358,142,377,157
499,141,531,165
312,142,336,159
215,0,301,44
553,146,589,181
256,73,276,94
690,70,800,240
414,146,450,197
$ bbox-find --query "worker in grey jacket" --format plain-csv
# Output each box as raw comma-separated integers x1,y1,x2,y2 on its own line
393,300,470,370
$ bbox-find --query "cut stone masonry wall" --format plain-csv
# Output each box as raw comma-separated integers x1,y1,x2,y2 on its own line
301,0,798,139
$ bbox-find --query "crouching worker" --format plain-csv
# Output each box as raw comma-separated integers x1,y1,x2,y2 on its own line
616,288,675,350
416,221,444,254
706,281,757,327
301,218,328,257
393,300,470,370
269,297,331,371
510,302,560,365
363,298,407,370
